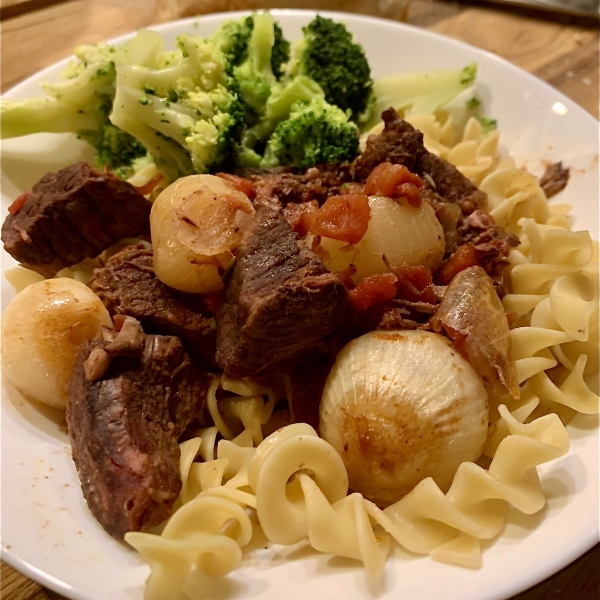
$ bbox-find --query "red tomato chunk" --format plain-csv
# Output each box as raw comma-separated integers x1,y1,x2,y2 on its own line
365,162,424,207
284,201,319,237
311,194,371,245
134,173,164,196
216,173,255,200
438,244,479,285
350,273,398,311
394,264,437,303
8,191,32,215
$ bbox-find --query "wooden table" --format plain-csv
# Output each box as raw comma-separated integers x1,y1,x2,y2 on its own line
0,1,598,598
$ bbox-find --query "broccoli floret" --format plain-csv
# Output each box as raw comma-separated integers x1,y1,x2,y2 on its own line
1,41,147,175
1,43,116,137
78,123,147,171
241,75,325,153
212,14,290,79
112,153,156,180
110,33,245,181
271,22,291,80
261,98,359,169
287,16,373,121
233,12,278,119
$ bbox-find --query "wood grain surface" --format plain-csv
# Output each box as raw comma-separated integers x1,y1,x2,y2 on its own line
0,0,598,599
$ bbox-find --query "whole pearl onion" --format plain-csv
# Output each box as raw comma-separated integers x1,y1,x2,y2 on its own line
1,278,112,409
320,330,489,507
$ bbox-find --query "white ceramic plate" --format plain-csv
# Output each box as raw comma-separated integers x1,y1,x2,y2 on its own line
1,10,599,600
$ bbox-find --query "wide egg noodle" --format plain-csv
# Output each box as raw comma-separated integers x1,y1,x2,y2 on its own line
406,115,501,186
125,429,256,600
118,106,597,596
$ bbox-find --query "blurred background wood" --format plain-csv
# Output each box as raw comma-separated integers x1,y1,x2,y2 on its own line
0,0,598,598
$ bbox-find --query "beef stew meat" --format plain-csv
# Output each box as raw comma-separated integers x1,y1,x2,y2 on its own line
242,164,354,207
67,323,208,540
458,209,520,293
2,162,151,277
354,108,487,212
539,161,570,199
216,207,352,378
90,244,217,368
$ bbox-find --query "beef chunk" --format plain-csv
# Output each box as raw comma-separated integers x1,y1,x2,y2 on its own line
2,162,151,277
458,210,520,295
354,108,487,211
216,207,352,378
242,165,353,206
539,162,569,198
67,326,207,540
90,244,217,368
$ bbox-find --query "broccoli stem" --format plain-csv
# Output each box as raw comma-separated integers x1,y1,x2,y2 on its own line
1,98,104,139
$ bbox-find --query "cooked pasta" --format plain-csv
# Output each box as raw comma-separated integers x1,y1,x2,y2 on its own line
119,107,598,598
127,405,569,597
407,115,501,186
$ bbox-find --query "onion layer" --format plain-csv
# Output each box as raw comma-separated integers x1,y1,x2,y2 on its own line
151,174,255,294
320,330,488,507
433,266,519,399
319,196,445,284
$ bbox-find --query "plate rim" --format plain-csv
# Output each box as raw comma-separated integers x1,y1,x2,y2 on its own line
1,9,598,600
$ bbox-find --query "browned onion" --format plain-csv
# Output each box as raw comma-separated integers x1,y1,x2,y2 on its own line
432,266,520,399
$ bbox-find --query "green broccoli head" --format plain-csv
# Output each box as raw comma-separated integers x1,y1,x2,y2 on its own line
287,16,373,121
78,123,147,171
212,14,290,79
232,12,280,120
1,40,148,176
271,22,291,80
110,33,246,181
261,98,359,169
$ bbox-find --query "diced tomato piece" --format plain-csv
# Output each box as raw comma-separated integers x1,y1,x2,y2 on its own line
365,162,424,206
8,191,32,215
216,173,255,199
336,264,357,290
134,173,164,196
393,263,437,303
438,244,479,285
204,290,224,316
113,314,128,332
311,194,370,245
350,273,398,311
284,201,319,237
394,182,422,207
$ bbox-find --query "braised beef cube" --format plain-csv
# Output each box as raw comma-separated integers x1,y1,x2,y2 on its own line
354,108,487,212
90,244,217,368
241,164,354,206
67,324,208,540
539,161,569,198
216,207,352,378
2,162,151,277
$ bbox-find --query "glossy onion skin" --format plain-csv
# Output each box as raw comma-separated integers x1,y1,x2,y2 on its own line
151,174,255,294
319,196,445,284
320,330,489,507
1,278,112,409
433,266,520,399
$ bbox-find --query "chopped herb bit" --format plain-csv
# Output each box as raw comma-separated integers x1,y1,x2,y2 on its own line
139,97,150,106
161,119,170,124
477,116,498,134
466,97,481,110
